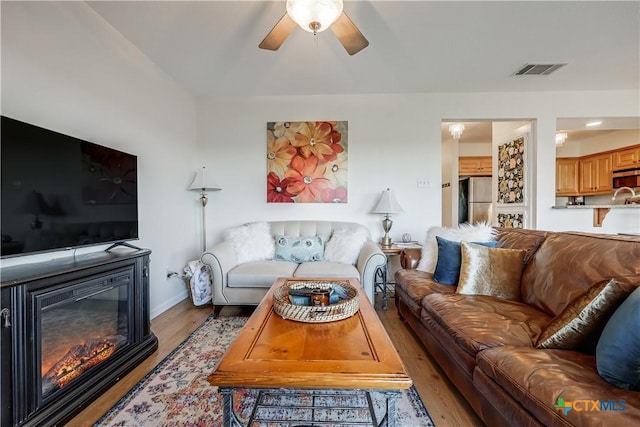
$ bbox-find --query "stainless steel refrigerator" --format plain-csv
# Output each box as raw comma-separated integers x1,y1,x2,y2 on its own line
459,177,493,225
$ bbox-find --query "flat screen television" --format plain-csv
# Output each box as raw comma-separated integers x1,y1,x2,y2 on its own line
1,116,139,258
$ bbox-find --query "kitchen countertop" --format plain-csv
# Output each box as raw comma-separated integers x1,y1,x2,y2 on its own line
552,204,639,227
552,204,640,209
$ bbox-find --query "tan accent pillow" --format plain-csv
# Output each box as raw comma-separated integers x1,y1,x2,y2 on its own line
536,279,630,349
456,242,526,301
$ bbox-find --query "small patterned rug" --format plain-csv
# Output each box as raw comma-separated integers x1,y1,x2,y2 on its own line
96,315,434,426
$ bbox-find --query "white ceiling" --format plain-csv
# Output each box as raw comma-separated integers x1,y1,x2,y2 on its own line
87,0,640,98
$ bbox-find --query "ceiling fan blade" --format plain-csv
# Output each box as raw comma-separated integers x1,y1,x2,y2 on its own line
330,11,369,55
259,13,297,51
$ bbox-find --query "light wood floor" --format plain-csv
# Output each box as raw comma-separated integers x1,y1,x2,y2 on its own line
67,295,484,426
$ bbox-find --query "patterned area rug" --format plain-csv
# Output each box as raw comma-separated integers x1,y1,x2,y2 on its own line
96,315,434,426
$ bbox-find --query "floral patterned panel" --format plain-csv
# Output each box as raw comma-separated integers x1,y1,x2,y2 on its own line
497,136,525,204
497,213,525,228
267,121,347,203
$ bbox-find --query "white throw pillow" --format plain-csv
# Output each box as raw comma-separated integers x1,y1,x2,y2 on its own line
324,227,369,265
224,222,275,264
416,222,496,273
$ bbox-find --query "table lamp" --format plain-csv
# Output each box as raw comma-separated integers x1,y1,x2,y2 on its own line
371,188,404,247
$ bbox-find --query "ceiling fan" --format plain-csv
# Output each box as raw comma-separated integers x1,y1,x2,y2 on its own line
259,0,369,55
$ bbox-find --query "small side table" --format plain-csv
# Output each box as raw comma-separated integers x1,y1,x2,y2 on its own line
375,244,419,309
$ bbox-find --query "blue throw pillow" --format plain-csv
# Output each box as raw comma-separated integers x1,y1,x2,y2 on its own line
596,286,640,391
274,235,324,263
433,236,498,285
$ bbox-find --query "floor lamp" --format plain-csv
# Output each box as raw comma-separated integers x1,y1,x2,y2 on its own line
188,166,221,253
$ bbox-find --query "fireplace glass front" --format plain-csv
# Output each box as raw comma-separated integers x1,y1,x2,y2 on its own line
36,267,132,401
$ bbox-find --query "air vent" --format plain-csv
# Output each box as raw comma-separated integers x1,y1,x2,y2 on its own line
514,63,567,76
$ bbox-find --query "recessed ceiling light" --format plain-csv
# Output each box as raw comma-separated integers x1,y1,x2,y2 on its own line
586,121,602,127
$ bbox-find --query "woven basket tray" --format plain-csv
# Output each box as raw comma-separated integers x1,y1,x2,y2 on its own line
273,280,359,323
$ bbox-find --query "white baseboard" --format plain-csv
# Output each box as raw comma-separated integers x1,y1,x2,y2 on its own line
151,290,189,320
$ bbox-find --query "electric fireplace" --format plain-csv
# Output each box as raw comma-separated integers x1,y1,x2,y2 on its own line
1,249,157,427
39,267,131,401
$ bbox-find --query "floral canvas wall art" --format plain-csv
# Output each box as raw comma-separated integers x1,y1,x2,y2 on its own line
497,136,525,204
497,212,525,228
267,121,348,203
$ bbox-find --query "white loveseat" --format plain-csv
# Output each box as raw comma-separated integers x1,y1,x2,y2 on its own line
201,220,386,315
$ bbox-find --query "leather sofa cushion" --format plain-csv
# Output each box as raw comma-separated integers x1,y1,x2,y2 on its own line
521,233,640,317
418,305,479,378
476,346,640,427
293,261,359,278
228,261,298,288
496,228,548,265
473,368,547,427
395,270,455,318
421,293,551,357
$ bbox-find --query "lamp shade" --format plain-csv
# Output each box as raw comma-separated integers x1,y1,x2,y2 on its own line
188,166,221,192
286,0,343,33
371,188,404,214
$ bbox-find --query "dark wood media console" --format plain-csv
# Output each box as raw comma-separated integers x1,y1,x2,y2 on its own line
1,249,158,427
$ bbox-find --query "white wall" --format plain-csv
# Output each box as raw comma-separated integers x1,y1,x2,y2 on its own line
441,139,457,227
556,129,639,157
1,2,201,318
199,91,640,250
459,142,492,157
197,94,442,245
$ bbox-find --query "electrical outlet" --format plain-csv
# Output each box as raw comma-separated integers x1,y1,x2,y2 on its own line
417,178,428,189
166,269,174,279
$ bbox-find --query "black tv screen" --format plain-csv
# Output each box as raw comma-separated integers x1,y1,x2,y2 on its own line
1,116,139,258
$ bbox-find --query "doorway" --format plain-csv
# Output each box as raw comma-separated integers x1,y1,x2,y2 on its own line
441,120,536,228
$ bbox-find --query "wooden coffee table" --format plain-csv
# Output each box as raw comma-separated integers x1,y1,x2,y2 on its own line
208,277,412,426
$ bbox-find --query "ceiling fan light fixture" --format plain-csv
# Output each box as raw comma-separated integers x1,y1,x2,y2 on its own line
286,0,343,34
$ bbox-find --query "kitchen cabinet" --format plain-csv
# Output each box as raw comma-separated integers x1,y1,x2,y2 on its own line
556,158,580,195
556,144,640,197
459,156,492,176
612,145,640,170
579,153,612,195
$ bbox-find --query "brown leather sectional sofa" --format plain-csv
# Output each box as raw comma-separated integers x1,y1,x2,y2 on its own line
395,228,640,427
